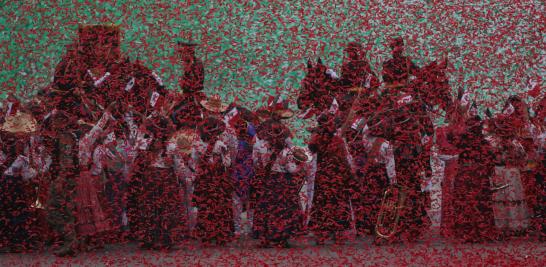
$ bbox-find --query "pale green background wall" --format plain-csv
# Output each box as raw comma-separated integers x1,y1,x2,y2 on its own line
1,1,545,142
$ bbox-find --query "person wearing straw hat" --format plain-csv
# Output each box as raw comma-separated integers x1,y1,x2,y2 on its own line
192,116,236,246
200,94,230,117
0,111,39,252
250,118,309,248
167,127,198,236
306,112,356,245
128,114,183,250
487,99,532,238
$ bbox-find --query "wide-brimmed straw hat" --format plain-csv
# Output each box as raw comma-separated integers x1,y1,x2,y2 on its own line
290,146,309,163
170,129,197,154
0,111,37,134
269,96,294,119
200,94,229,113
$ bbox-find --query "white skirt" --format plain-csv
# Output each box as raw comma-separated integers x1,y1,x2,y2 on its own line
492,166,531,230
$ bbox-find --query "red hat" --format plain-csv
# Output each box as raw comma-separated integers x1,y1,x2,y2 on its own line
143,114,175,141
389,37,404,48
77,24,121,61
346,42,361,51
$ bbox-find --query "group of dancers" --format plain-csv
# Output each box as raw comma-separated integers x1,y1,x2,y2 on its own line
0,24,544,256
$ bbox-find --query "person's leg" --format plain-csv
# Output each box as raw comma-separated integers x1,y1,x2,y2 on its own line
232,193,242,235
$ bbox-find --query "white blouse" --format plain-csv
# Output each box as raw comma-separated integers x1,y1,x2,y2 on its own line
252,137,307,174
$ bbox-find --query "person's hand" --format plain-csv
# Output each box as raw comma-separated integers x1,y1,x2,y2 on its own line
106,101,117,113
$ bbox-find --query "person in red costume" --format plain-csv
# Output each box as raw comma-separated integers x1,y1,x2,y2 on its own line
43,110,80,256
375,93,431,244
171,40,206,130
251,117,308,248
450,115,498,243
382,37,420,89
533,94,545,241
192,114,236,246
436,92,467,238
73,109,114,252
128,115,183,250
307,112,356,245
351,118,396,237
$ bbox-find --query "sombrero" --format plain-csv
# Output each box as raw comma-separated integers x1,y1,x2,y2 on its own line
348,86,367,93
170,129,197,154
270,97,294,119
0,111,37,134
200,94,229,113
290,146,310,163
255,107,272,122
384,82,406,89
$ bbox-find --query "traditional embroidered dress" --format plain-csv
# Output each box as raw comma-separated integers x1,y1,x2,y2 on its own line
74,112,111,237
490,114,531,233
436,125,462,237
307,113,355,243
354,135,396,235
192,117,236,245
254,142,306,246
44,111,80,255
451,117,497,242
251,119,307,247
129,116,183,249
131,146,184,249
0,132,37,252
225,107,257,235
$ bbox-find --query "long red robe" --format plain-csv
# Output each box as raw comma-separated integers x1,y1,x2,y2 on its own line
307,130,354,240
451,127,497,242
387,102,431,242
129,150,185,248
436,125,461,237
354,137,390,235
193,139,235,244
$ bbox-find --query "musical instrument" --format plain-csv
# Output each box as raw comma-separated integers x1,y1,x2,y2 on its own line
383,82,406,89
289,146,309,163
375,184,408,239
491,183,510,192
348,86,366,93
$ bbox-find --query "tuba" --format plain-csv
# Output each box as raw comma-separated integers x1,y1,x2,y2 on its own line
375,184,408,239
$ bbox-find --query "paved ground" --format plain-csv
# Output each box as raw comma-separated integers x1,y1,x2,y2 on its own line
1,231,544,266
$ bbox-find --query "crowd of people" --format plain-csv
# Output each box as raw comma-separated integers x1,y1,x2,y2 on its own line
0,24,544,256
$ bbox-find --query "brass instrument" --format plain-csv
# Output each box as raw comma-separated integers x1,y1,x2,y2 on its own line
491,183,510,192
375,184,408,239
